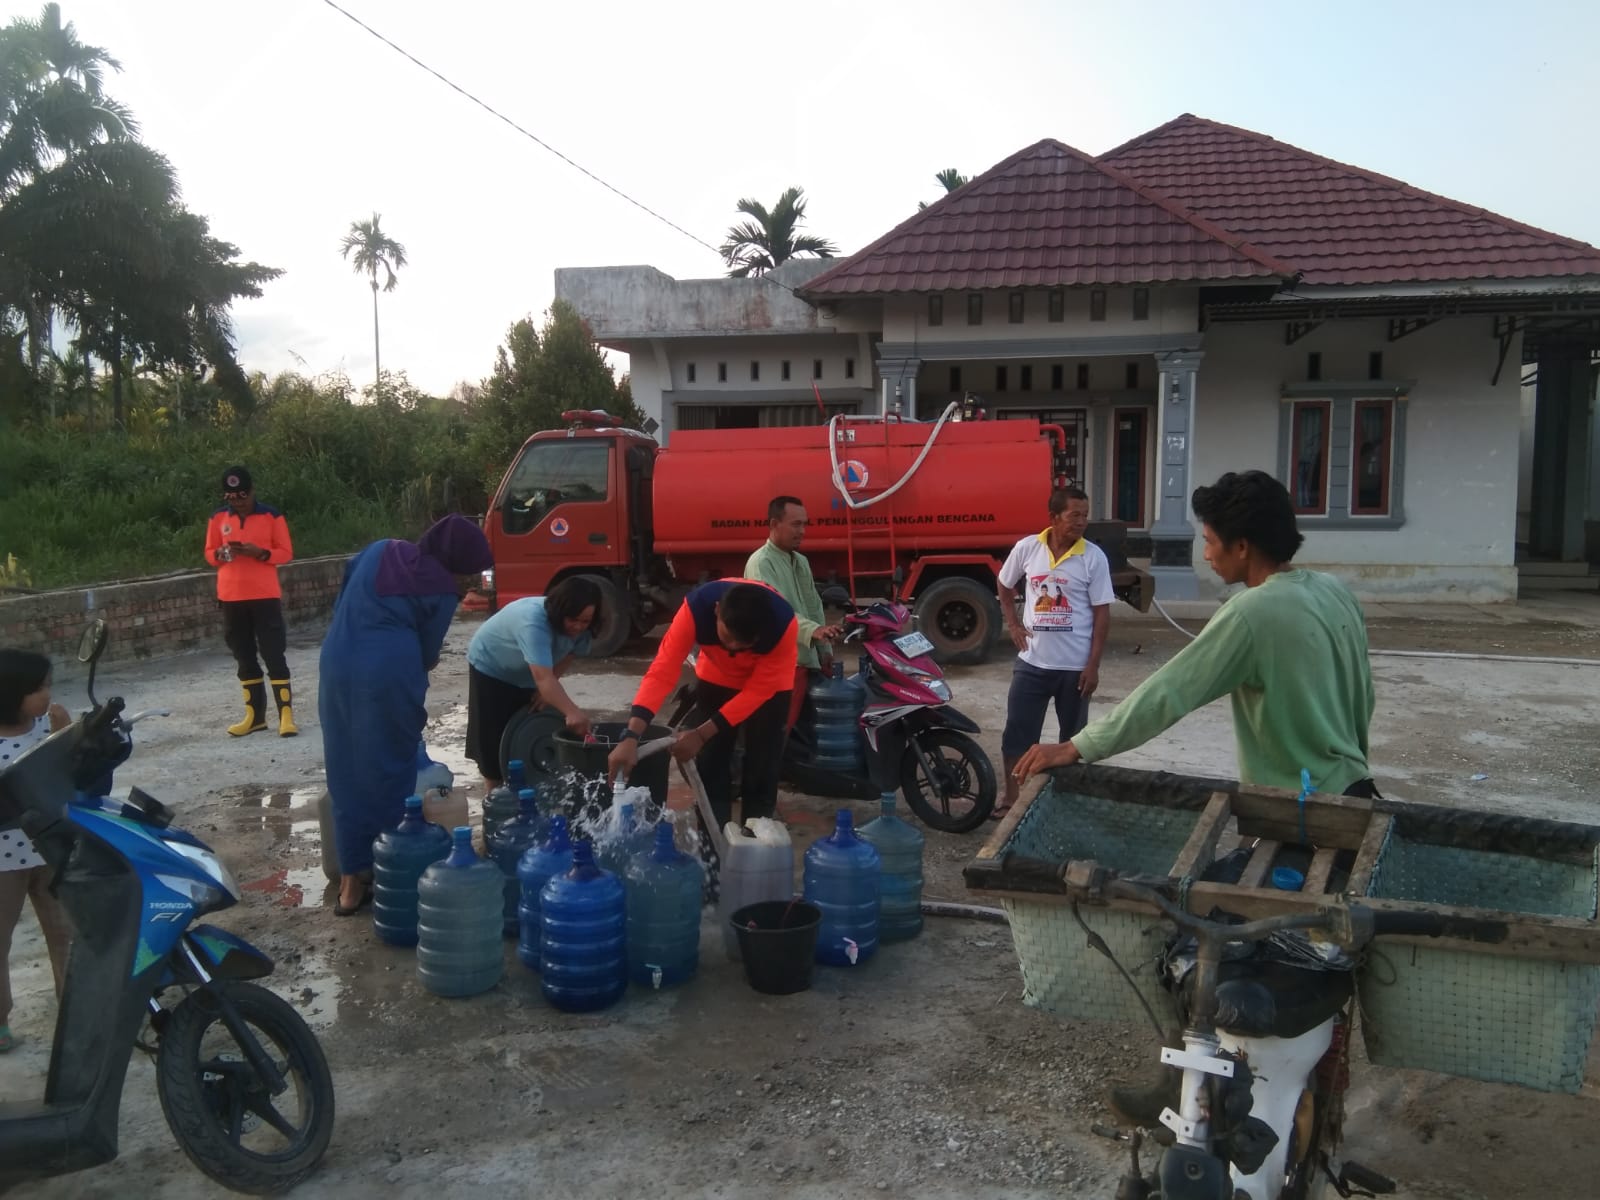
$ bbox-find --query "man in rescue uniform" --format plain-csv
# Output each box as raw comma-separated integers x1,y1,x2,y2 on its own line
205,466,297,737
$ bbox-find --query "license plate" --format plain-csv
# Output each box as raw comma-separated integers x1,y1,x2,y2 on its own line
893,631,935,658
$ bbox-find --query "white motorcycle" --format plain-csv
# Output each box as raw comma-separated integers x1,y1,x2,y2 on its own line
1005,856,1509,1199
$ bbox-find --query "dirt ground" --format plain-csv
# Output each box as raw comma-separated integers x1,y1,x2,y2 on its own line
3,595,1600,1199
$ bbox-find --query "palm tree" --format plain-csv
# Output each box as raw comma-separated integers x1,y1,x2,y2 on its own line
719,187,836,279
340,212,407,386
918,168,969,211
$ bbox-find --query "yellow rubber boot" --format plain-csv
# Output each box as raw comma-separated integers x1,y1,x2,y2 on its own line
271,679,298,738
228,680,268,737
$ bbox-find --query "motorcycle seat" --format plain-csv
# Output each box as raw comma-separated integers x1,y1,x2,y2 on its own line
1186,959,1353,1040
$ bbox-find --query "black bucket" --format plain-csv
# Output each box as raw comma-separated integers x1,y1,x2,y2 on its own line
552,721,673,809
730,900,822,995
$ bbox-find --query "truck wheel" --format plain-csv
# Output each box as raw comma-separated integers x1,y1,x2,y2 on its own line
913,578,1000,666
577,575,631,658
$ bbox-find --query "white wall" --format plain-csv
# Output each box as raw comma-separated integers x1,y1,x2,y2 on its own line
880,286,1199,344
1194,317,1522,601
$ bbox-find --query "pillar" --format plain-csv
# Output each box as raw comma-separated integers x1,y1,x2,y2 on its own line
876,356,921,418
1149,350,1204,600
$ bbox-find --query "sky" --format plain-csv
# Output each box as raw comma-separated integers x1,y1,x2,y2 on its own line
29,0,1600,395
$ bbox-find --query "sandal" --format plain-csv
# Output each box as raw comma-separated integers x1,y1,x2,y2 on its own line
0,1025,15,1053
333,884,372,917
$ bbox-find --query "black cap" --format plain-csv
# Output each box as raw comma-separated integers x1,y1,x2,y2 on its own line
221,465,253,493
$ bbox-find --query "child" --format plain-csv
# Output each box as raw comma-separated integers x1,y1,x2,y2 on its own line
0,649,73,1052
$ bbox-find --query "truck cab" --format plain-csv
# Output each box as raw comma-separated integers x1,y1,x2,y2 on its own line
482,411,656,656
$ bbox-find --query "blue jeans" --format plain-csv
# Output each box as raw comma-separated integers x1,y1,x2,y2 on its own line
1001,659,1090,759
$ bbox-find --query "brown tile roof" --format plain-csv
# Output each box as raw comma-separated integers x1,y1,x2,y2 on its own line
1100,114,1600,287
798,139,1292,297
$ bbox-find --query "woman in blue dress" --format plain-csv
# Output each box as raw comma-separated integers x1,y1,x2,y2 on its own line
318,515,493,915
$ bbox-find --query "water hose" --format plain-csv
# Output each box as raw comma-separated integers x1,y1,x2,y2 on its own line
921,899,1009,924
826,401,960,511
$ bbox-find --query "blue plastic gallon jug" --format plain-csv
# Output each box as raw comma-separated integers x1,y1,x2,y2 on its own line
625,822,703,989
516,815,574,971
372,795,452,947
858,791,924,941
483,757,526,846
416,827,505,997
540,840,627,1012
489,788,547,938
802,809,881,966
808,662,866,773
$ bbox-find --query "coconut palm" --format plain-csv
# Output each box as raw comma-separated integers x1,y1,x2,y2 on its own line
917,168,969,211
340,212,407,386
719,187,836,279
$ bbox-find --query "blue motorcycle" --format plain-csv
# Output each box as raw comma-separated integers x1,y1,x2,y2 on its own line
0,621,334,1194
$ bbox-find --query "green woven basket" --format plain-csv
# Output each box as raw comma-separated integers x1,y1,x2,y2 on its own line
1359,828,1600,1093
999,785,1200,1025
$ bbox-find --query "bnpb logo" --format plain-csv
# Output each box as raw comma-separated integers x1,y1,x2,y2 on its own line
838,459,870,491
550,517,570,537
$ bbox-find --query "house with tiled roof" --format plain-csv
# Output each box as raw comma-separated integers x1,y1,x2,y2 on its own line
555,115,1600,602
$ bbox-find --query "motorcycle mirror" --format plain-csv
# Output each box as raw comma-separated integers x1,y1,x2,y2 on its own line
77,618,108,665
77,618,108,709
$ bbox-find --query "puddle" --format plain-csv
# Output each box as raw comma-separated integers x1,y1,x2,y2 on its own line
241,866,335,909
228,784,326,846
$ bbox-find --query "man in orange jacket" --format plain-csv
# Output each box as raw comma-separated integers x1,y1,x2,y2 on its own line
205,466,296,737
606,579,798,827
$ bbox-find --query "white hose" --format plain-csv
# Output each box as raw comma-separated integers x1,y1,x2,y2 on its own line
827,401,959,511
1150,596,1599,667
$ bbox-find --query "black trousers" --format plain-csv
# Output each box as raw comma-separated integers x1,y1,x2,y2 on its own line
684,681,791,829
222,598,290,681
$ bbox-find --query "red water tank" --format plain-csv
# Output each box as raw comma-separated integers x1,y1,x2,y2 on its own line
650,418,1056,572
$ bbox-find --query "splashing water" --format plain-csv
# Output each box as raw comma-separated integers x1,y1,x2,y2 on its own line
534,767,712,897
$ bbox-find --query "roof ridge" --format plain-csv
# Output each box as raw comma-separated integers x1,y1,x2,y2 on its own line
800,138,1078,294
1126,114,1600,258
801,136,1288,296
1089,154,1296,278
1095,113,1198,162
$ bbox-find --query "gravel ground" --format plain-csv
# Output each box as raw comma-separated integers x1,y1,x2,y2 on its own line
3,595,1599,1199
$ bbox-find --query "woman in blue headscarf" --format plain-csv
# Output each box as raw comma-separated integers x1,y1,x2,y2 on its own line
318,514,494,915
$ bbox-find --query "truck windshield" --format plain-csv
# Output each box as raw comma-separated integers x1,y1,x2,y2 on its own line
500,441,609,534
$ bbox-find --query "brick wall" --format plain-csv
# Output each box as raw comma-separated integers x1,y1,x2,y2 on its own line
0,556,349,664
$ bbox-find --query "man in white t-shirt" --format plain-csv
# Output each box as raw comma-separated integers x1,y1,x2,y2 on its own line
994,486,1114,818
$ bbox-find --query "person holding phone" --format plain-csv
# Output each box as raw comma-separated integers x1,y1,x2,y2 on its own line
205,466,296,737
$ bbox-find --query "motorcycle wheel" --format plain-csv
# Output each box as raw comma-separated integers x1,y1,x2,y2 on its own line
156,980,335,1195
898,728,996,833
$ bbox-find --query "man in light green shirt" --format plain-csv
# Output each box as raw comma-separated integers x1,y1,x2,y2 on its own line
744,495,842,731
1015,470,1377,796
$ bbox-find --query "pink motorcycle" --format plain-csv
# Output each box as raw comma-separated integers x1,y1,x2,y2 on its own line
788,594,996,833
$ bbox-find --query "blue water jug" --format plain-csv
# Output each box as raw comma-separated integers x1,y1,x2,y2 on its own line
808,661,866,773
372,795,452,947
540,840,627,1012
625,822,703,989
416,827,505,997
483,757,526,846
803,809,881,966
858,791,924,942
489,788,547,938
516,815,575,971
596,801,654,878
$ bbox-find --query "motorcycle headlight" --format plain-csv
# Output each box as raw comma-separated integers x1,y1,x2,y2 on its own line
928,679,952,702
168,843,243,902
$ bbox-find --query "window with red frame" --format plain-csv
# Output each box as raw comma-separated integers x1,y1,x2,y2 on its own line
1290,400,1331,515
1352,399,1394,515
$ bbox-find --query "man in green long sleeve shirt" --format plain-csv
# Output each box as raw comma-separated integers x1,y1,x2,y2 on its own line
745,496,842,731
1015,470,1378,796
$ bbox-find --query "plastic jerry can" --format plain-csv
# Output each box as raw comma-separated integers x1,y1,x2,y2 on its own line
718,817,795,961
